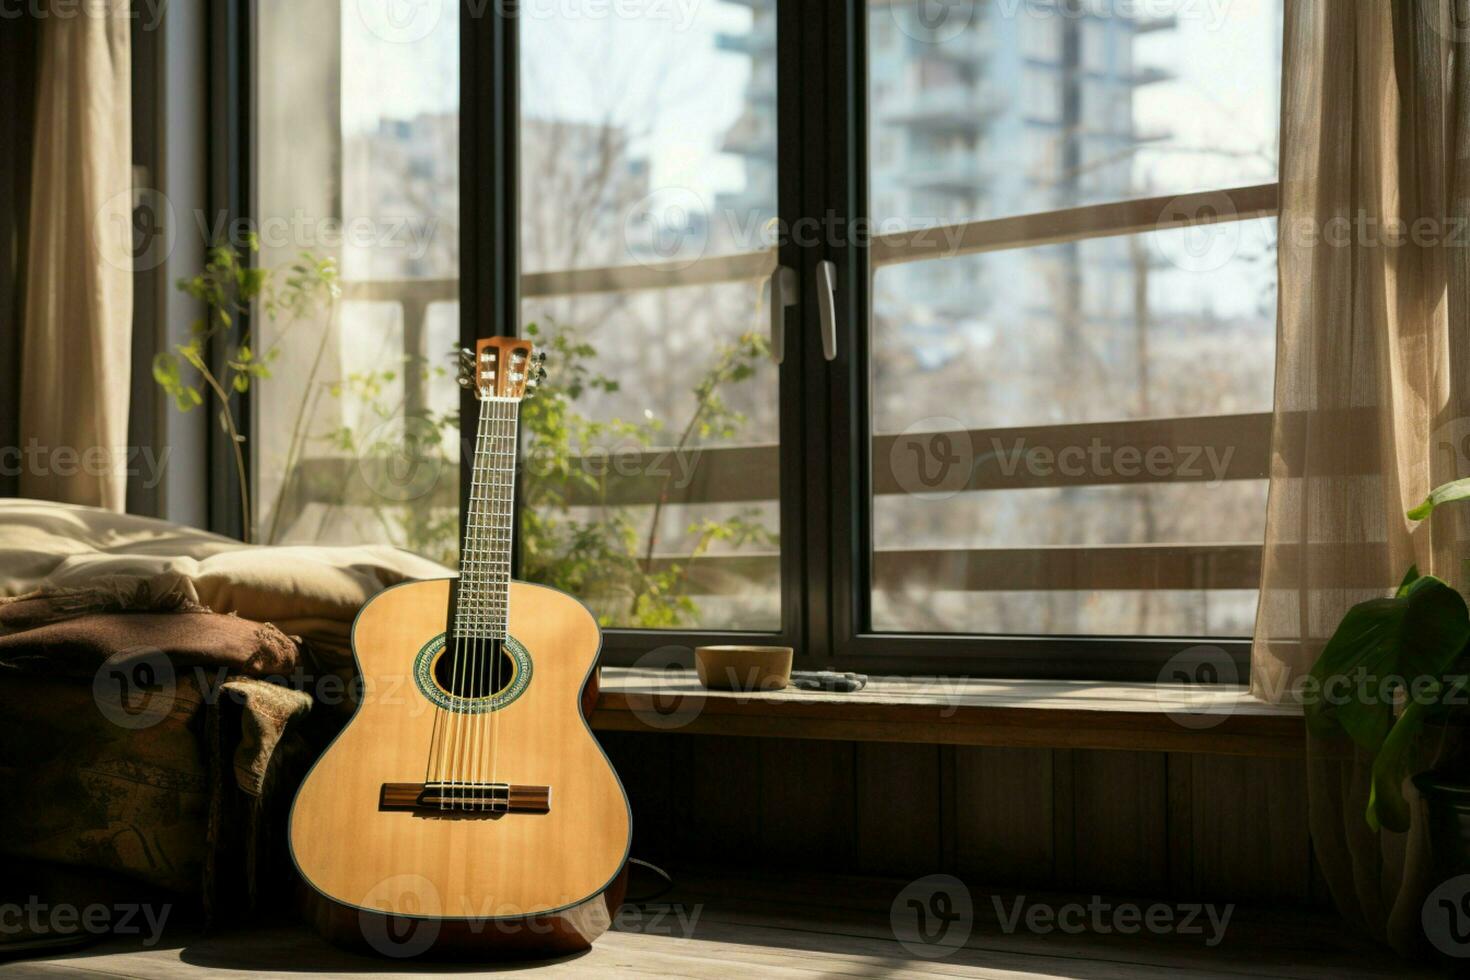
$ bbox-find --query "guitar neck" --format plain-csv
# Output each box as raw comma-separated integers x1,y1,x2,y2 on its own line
456,396,520,640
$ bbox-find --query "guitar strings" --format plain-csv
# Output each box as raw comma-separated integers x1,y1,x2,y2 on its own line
494,396,511,808
440,396,477,809
469,396,487,812
459,396,485,811
476,395,513,811
452,395,488,809
491,393,519,807
477,395,509,810
444,392,494,810
421,366,523,812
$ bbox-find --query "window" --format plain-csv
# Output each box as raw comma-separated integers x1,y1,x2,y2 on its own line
516,1,783,634
253,2,461,565
856,0,1282,673
233,0,1285,679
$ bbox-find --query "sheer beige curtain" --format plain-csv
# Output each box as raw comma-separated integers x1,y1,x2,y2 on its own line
1253,0,1470,952
18,0,133,511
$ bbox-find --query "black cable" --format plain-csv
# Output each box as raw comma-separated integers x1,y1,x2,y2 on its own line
623,857,675,905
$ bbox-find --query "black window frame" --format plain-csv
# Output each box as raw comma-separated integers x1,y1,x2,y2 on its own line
481,0,1261,682
206,0,1272,683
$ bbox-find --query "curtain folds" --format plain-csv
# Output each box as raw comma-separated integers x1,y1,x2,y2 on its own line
18,0,133,511
1254,0,1470,953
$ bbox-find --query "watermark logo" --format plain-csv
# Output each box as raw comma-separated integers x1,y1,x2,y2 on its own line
359,873,442,957
508,0,702,29
92,648,177,731
358,0,444,44
1156,644,1239,730
359,414,447,503
522,438,702,490
890,874,974,959
1154,191,1241,274
0,899,172,947
0,441,171,490
97,186,176,273
987,436,1236,488
624,188,709,271
889,417,974,500
1281,212,1470,252
891,0,977,45
1424,874,1470,958
993,895,1232,946
612,902,703,937
0,0,168,31
623,645,706,730
94,187,439,271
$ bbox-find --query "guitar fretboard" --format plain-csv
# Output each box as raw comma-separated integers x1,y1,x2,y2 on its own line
455,396,520,639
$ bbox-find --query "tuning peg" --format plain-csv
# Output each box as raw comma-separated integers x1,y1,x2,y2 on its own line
458,375,473,388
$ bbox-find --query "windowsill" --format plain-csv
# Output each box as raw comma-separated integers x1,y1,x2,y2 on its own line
592,667,1304,758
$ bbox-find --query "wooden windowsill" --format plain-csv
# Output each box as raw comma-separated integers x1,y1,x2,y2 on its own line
592,667,1304,758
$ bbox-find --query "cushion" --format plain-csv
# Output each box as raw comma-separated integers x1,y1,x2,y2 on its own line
0,499,450,664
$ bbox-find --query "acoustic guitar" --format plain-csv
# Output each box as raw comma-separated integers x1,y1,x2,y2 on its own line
289,337,632,958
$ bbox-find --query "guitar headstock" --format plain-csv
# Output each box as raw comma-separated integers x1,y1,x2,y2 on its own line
458,337,547,401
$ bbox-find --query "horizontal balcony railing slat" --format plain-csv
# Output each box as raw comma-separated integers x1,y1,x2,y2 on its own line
870,183,1279,267
646,542,1389,595
873,544,1263,592
549,412,1277,506
645,544,1263,595
872,412,1275,494
289,411,1277,512
337,185,1278,312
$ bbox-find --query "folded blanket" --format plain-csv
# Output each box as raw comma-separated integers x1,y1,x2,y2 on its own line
0,499,450,664
0,606,316,919
0,606,300,678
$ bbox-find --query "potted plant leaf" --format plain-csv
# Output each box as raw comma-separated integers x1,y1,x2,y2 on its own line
1306,477,1470,934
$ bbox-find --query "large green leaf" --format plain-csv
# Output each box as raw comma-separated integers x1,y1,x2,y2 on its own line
1368,694,1434,833
1408,477,1470,521
1306,574,1470,752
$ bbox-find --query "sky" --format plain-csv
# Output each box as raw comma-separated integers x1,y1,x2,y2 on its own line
340,0,1280,209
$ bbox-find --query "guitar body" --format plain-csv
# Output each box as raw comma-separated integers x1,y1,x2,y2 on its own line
289,577,632,959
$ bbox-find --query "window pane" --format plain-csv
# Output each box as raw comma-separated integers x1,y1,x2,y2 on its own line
872,219,1278,636
867,0,1282,638
869,0,1281,228
254,1,460,564
518,1,780,630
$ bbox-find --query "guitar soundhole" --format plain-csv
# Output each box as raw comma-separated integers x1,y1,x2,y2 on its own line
431,640,518,701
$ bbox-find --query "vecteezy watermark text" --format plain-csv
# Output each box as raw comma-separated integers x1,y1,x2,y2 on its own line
1,441,170,489
0,898,172,947
192,209,439,262
0,0,167,31
993,895,1233,946
989,437,1235,486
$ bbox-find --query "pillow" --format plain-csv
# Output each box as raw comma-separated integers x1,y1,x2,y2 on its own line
0,499,450,664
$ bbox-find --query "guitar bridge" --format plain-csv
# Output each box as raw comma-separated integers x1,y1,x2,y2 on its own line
379,781,551,814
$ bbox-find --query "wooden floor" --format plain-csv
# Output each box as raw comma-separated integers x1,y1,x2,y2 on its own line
0,869,1431,979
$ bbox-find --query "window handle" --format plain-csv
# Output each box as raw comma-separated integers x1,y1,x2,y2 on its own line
816,260,838,361
769,265,797,365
